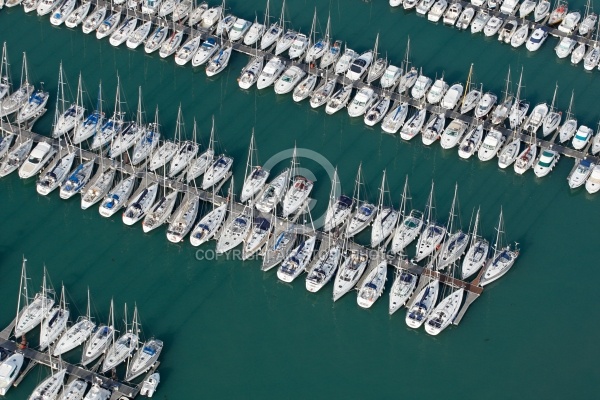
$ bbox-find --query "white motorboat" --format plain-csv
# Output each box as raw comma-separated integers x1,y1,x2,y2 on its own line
548,1,569,25
142,187,179,233
190,202,227,246
572,125,593,150
254,168,289,213
347,87,378,118
555,37,576,58
380,65,401,89
411,74,432,100
405,279,439,328
237,56,264,90
585,164,600,193
275,30,297,57
524,103,549,132
96,12,122,40
292,74,318,102
416,0,435,15
428,0,448,22
0,353,24,395
474,92,497,118
39,285,69,351
36,0,59,15
521,0,538,17
159,30,184,59
510,24,529,48
426,78,448,105
205,46,232,77
18,142,56,179
282,175,313,217
389,270,418,315
36,151,76,196
325,85,352,115
571,43,586,64
16,90,49,124
497,137,521,169
356,259,387,308
381,102,409,134
144,25,169,54
126,339,163,381
592,130,600,155
457,124,483,159
400,108,427,141
122,182,159,225
50,0,77,26
569,159,594,189
29,369,67,400
364,97,390,126
109,17,137,47
0,139,34,178
461,208,489,279
580,12,598,36
484,16,503,37
500,0,519,13
288,33,309,60
80,167,115,210
242,217,271,259
403,0,419,9
479,211,519,286
443,2,462,25
334,47,358,74
460,89,482,115
277,236,317,283
477,129,505,161
498,20,518,43
191,37,220,66
200,6,222,29
421,113,445,146
456,6,475,29
440,119,468,149
174,36,202,65
202,155,233,190
98,175,136,217
59,159,95,199
425,288,464,335
274,65,305,94
558,11,581,34
230,18,251,42
332,249,368,301
533,149,560,177
58,379,88,400
82,383,110,400
166,194,199,242
440,83,463,110
526,27,548,51
187,2,208,26
256,57,285,89
65,1,92,28
470,10,490,33
345,51,373,81
513,141,538,175
140,373,160,398
306,242,342,292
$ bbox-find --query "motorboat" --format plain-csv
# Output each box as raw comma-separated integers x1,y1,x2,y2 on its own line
254,169,289,213
571,43,587,64
426,79,448,105
216,209,252,254
558,11,581,34
555,37,576,58
274,65,305,94
498,19,518,43
513,142,537,175
140,373,160,398
400,108,427,140
230,18,251,42
29,369,66,400
457,124,483,159
356,259,387,308
428,0,448,22
187,2,208,27
542,111,562,136
425,289,464,335
508,100,529,129
416,0,435,15
533,149,560,177
345,51,373,81
524,103,549,132
500,0,519,14
126,339,163,381
109,17,137,47
592,132,600,155
405,279,439,328
477,129,506,161
332,250,368,301
347,87,378,117
49,0,77,26
191,37,220,66
189,202,227,246
526,27,548,51
380,65,401,89
364,97,390,126
18,142,56,179
559,119,578,143
0,353,24,395
36,152,76,196
82,383,110,400
200,6,222,29
491,96,513,125
174,36,202,66
572,125,593,150
282,176,313,217
288,33,309,60
242,217,271,259
96,12,122,40
172,0,192,22
411,74,432,100
159,30,184,59
292,74,318,102
389,270,418,315
497,137,521,169
277,236,317,283
484,16,503,37
144,26,169,54
381,102,409,134
473,92,496,119
460,89,481,114
579,12,598,36
236,56,263,90
142,190,178,233
306,242,342,293
82,6,107,34
334,48,358,74
16,90,49,124
440,119,468,149
65,1,91,28
80,167,115,210
122,183,159,225
0,139,34,178
569,159,594,188
202,155,233,190
510,24,529,48
421,113,445,145
470,10,490,34
166,193,199,242
397,67,418,94
205,46,233,76
325,85,352,115
36,0,60,16
256,57,285,90
548,2,569,25
443,2,462,25
59,159,95,199
535,0,550,21
456,6,475,30
320,40,342,69
440,83,463,110
585,164,600,193
98,175,136,217
403,0,419,9
215,14,236,37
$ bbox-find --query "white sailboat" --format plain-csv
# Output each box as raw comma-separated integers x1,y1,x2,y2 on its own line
345,163,376,238
491,66,514,126
390,177,424,254
126,338,163,381
74,82,104,145
508,69,529,130
461,207,489,280
59,159,95,199
260,0,284,50
497,133,521,169
254,168,289,213
513,131,537,175
39,284,70,351
0,138,34,178
425,287,464,335
414,182,446,262
542,83,562,137
389,267,418,315
356,256,387,309
244,0,267,46
242,216,272,259
240,130,269,203
190,195,227,247
132,106,161,166
14,260,55,338
81,299,114,365
98,173,136,217
0,53,34,118
122,181,159,226
558,91,578,143
166,192,200,243
305,239,342,293
323,168,353,232
332,248,368,301
101,304,140,373
168,110,198,178
53,67,85,138
405,278,439,328
28,368,66,400
277,235,317,283
281,148,313,217
53,288,96,356
109,87,146,159
305,12,331,63
479,209,519,286
216,195,252,254
58,379,88,400
437,184,469,270
370,170,398,248
80,162,115,210
261,220,297,271
36,151,76,196
90,77,128,151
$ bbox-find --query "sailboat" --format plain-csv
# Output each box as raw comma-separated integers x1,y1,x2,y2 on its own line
305,237,342,292
0,52,34,118
216,187,253,254
281,147,313,217
437,184,469,270
414,182,446,262
305,12,331,63
508,68,529,130
74,81,104,145
28,367,66,400
142,177,179,233
261,219,297,271
366,34,387,84
59,158,95,200
332,248,368,301
254,168,289,213
90,77,129,151
388,265,418,315
542,83,562,137
274,0,297,56
242,216,272,259
513,131,538,175
345,163,376,238
260,0,284,50
190,194,227,247
0,351,23,395
277,234,317,283
288,9,313,60
52,67,85,138
491,66,513,126
80,162,115,210
57,379,88,400
81,299,114,365
370,170,398,248
390,176,424,254
125,338,163,381
186,116,215,182
425,287,464,335
0,138,34,178
36,150,77,196
558,91,578,143
98,173,136,218
323,168,354,232
0,43,11,102
166,191,200,243
168,110,198,178
244,0,267,46
405,278,439,328
356,255,387,308
53,288,96,356
39,284,69,351
240,130,269,203
101,304,140,373
14,259,55,338
132,106,161,166
110,86,146,159
461,207,489,280
479,209,519,286
122,180,159,226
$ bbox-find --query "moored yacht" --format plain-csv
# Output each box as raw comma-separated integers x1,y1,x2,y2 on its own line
405,279,439,328
389,270,418,315
166,193,199,243
98,175,136,218
568,159,594,189
59,159,95,199
274,65,305,94
400,108,427,141
425,288,464,335
0,353,24,395
18,142,56,179
381,101,409,134
277,236,317,283
29,368,66,400
238,56,264,90
347,87,378,117
142,189,178,233
188,203,227,246
356,259,387,309
332,249,368,301
126,339,163,381
205,46,232,77
242,217,271,259
457,124,483,159
440,119,468,149
497,137,521,169
256,57,285,90
216,207,252,254
533,149,560,178
474,92,497,118
585,164,600,193
122,182,159,225
0,139,34,178
36,151,76,196
477,129,505,161
306,242,342,292
202,155,233,191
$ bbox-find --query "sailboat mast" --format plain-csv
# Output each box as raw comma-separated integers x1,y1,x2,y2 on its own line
86,287,91,320
567,90,574,119
425,181,435,225
136,86,143,126
550,82,558,111
399,176,408,219
377,170,386,212
493,208,504,256
354,162,362,206
15,257,28,331
244,129,255,182
446,183,458,235
279,0,286,30
21,52,29,86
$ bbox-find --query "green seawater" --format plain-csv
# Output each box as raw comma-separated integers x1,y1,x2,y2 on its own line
0,1,599,398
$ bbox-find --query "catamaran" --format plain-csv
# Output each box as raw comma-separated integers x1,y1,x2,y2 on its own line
59,159,95,199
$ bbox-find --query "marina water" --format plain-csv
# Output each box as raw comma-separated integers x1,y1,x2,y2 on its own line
0,0,598,397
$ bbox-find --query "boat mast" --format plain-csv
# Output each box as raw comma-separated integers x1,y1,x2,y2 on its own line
136,86,143,127
324,12,331,43
566,90,575,120
446,183,458,235
514,67,523,106
263,0,270,27
86,287,92,322
369,33,380,78
288,145,297,189
424,181,435,225
352,162,363,206
308,8,317,50
502,65,511,103
328,167,339,212
549,82,558,112
376,169,386,213
14,256,29,335
21,52,29,87
279,0,286,31
399,175,409,220
244,129,256,184
208,115,215,153
492,208,505,258
0,43,11,96
59,283,66,312
462,63,474,106
470,206,481,246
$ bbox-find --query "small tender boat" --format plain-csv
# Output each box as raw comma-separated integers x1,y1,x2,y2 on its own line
140,373,160,397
